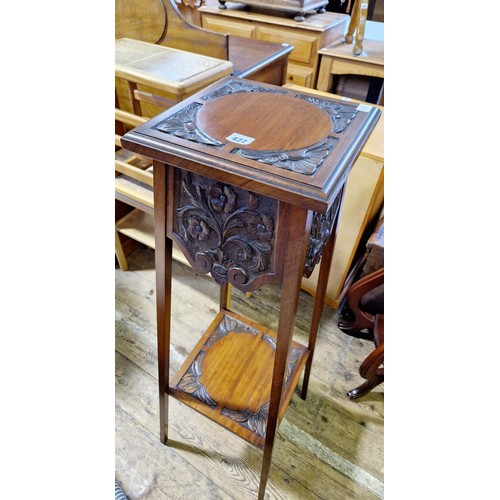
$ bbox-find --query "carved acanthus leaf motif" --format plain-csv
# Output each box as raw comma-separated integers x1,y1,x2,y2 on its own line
205,314,258,348
154,102,224,147
303,192,342,278
295,94,358,133
201,80,287,101
176,351,217,407
221,402,269,437
175,172,276,287
233,138,337,175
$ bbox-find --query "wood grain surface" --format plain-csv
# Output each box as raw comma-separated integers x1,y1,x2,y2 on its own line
115,246,384,499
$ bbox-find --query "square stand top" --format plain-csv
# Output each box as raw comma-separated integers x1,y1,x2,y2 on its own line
121,76,381,213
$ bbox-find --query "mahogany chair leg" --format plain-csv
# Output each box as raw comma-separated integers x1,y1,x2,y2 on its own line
347,337,384,399
338,267,384,335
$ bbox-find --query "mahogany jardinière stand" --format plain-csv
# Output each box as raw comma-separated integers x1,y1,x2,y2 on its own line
121,76,380,498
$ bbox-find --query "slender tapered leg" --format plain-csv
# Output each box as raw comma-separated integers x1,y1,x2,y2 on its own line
301,187,345,400
300,225,336,400
219,283,231,312
258,204,310,500
153,162,173,444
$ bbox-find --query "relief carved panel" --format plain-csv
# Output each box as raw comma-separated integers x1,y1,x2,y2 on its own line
173,171,278,289
303,189,343,278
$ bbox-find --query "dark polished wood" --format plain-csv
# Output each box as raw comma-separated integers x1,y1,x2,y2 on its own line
121,76,380,498
229,36,292,84
338,267,384,399
153,160,172,443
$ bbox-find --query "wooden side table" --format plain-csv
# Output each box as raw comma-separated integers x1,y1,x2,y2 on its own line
316,37,384,103
115,38,234,117
121,76,380,499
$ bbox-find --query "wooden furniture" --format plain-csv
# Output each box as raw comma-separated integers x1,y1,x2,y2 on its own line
115,38,233,268
198,0,350,88
316,36,384,103
115,0,293,86
116,38,234,117
287,84,383,309
338,267,384,399
115,105,153,271
120,76,380,498
344,0,369,55
218,0,328,22
361,213,384,276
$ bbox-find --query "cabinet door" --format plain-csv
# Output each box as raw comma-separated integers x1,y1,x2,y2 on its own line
201,15,256,38
256,26,317,65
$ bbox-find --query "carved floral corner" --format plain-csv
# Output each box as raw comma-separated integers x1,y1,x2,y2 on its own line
154,102,224,147
232,137,337,175
295,94,358,133
176,351,217,407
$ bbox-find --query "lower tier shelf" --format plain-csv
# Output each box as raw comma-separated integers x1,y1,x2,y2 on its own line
169,310,310,449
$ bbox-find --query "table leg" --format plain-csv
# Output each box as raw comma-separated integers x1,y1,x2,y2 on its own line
345,0,360,44
258,204,309,500
353,1,368,55
219,283,231,311
154,161,173,444
300,192,343,399
316,55,334,92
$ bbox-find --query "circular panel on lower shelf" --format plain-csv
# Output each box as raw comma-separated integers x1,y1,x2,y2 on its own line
199,331,274,413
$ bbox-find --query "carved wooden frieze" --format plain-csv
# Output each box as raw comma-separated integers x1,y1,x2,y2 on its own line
153,102,224,147
231,137,337,175
173,171,278,288
295,94,358,133
201,79,287,101
303,190,343,278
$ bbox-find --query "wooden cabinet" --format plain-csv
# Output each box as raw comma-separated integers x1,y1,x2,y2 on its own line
199,0,349,88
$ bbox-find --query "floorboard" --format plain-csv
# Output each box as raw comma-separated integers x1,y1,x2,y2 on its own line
115,246,384,499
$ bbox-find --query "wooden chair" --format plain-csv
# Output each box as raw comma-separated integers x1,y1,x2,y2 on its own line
338,267,384,399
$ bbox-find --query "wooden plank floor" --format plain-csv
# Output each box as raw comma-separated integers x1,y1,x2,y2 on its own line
115,246,384,499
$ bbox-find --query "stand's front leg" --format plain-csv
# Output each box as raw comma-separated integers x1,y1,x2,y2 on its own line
258,204,309,500
153,161,173,444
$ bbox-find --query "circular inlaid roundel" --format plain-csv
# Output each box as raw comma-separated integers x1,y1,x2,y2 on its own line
199,331,275,413
196,92,332,152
